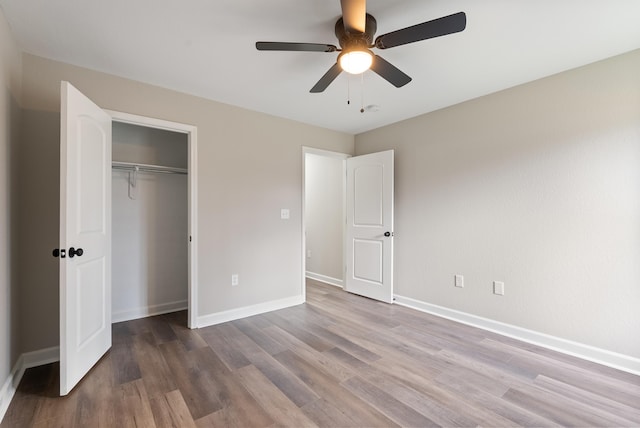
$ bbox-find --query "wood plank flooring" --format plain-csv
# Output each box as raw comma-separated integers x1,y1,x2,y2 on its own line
3,279,640,427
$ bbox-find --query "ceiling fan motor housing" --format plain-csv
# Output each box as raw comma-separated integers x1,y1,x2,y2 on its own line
335,13,377,51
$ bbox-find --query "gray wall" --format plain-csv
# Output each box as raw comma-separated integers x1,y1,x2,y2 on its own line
0,6,21,399
112,122,188,168
18,53,354,353
355,49,640,358
18,109,59,353
305,153,345,282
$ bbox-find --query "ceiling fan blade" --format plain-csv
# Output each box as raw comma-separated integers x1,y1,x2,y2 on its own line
256,42,337,52
340,0,367,33
375,11,466,49
310,63,343,93
370,55,412,88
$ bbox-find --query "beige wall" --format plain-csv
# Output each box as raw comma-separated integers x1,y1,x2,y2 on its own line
0,7,21,394
18,53,354,353
355,49,640,358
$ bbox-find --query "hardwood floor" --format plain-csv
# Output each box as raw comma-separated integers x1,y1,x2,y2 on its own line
3,279,640,427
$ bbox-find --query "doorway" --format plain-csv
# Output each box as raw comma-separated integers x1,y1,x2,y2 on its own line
302,147,395,303
111,121,187,325
302,147,349,298
107,110,198,328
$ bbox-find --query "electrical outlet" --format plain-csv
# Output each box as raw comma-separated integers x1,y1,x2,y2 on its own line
454,275,464,288
231,274,239,286
306,250,312,258
280,209,290,220
494,281,504,295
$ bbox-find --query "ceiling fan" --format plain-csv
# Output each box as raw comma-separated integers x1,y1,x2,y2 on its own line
256,0,466,93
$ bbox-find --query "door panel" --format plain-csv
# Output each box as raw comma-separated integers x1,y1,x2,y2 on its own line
60,81,112,396
345,150,394,303
353,239,383,283
353,164,384,226
77,118,107,232
76,258,107,347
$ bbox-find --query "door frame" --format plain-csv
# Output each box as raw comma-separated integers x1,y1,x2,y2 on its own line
301,147,350,300
106,110,199,328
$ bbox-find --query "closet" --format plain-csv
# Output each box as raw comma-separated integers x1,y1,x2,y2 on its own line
111,121,188,322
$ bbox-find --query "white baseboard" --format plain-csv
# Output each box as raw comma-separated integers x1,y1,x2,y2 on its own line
22,347,59,369
0,346,60,423
197,295,305,328
394,294,640,376
112,300,188,323
305,272,343,288
0,359,21,423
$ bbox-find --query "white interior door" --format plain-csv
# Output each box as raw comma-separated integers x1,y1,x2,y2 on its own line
59,81,112,395
345,150,394,303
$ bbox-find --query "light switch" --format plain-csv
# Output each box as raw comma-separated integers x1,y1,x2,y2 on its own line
281,209,290,220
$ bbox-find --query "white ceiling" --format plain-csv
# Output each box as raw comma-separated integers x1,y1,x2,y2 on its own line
1,0,640,134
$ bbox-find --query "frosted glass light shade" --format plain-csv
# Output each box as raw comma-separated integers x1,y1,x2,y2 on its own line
339,50,373,74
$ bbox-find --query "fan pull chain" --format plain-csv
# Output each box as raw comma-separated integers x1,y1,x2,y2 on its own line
347,74,351,105
360,73,365,113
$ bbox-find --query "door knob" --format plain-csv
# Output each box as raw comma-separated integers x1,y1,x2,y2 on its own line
69,247,84,258
384,231,392,237
53,248,66,258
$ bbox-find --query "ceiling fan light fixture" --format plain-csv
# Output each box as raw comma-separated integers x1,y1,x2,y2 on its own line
339,49,373,74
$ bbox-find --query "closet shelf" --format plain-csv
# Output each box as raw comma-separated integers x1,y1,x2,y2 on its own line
112,161,187,175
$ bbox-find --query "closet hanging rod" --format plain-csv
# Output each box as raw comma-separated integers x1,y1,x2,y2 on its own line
112,161,187,175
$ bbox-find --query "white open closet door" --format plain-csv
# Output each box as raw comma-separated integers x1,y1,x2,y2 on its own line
59,81,112,395
345,150,394,303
